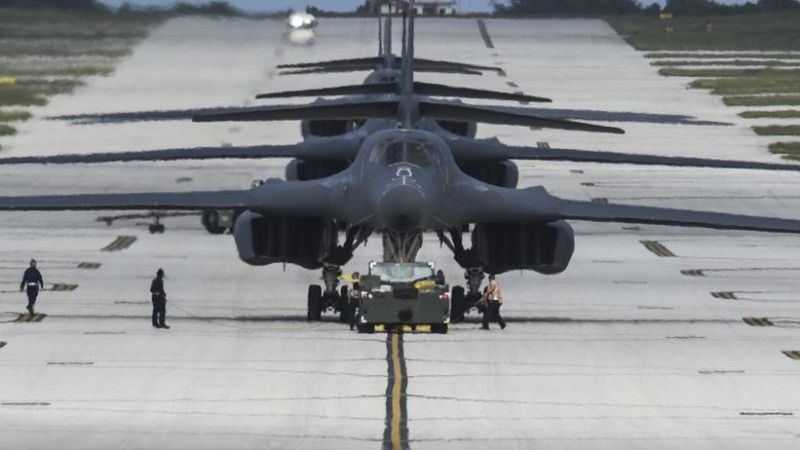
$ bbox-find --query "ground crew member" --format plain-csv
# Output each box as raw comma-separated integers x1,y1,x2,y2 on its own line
150,268,169,329
20,259,44,315
348,272,361,330
481,274,506,330
435,270,446,286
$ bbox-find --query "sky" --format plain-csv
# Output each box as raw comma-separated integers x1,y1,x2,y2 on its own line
99,0,752,13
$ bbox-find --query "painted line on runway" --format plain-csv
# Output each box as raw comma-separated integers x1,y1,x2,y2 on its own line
102,235,137,252
383,332,409,450
640,240,676,257
782,350,800,360
13,313,46,323
476,19,494,49
742,317,774,327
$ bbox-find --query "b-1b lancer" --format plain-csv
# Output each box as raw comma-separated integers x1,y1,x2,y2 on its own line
3,11,800,321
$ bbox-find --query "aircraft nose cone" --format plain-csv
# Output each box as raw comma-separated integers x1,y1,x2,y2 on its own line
379,186,425,232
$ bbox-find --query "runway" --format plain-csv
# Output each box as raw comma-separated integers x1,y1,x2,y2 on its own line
1,17,800,449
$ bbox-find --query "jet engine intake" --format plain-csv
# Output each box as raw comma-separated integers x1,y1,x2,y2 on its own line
285,159,350,181
459,160,519,188
471,220,574,274
234,210,337,269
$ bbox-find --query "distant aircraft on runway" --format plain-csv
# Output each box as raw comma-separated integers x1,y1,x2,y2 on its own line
2,8,800,322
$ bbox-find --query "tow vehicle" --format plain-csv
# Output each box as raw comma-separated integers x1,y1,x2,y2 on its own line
354,261,450,334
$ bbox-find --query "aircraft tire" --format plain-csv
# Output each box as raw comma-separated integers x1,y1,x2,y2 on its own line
202,210,227,235
431,323,448,334
450,286,465,322
307,285,322,321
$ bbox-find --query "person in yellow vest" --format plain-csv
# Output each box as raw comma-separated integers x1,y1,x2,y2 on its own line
481,274,506,330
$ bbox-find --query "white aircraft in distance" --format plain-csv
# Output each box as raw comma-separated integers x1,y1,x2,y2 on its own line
287,11,317,29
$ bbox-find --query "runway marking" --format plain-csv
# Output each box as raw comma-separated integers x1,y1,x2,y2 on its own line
46,361,94,366
782,350,800,360
102,235,137,252
640,240,676,257
13,313,46,323
742,317,774,327
77,262,101,269
383,332,409,450
476,19,494,49
1,402,49,407
712,291,737,300
50,283,78,292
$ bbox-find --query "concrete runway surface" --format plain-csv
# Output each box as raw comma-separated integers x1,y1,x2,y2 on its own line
1,17,800,449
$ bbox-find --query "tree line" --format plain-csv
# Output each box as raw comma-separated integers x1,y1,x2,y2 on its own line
494,0,800,16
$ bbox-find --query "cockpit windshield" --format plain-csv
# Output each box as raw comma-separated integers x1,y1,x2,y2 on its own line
370,141,431,167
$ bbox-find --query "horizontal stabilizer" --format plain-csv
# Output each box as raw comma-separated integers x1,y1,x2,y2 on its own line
558,199,800,234
256,82,550,103
256,83,394,99
0,190,251,211
277,56,503,74
193,100,398,123
280,65,481,76
420,101,625,134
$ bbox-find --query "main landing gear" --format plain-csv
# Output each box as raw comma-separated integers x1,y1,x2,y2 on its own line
436,228,487,322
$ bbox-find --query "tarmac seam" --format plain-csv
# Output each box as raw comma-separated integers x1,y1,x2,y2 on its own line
383,333,409,450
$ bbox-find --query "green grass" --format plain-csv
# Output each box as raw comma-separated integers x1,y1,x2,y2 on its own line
768,141,800,161
607,13,800,51
645,52,800,59
0,65,114,77
739,110,800,119
752,125,800,136
658,67,770,77
723,95,800,106
0,87,47,106
0,110,31,122
652,59,800,67
689,70,800,95
0,123,16,136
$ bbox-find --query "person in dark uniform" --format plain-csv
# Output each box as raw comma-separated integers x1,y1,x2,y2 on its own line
481,274,506,330
150,268,169,329
20,259,44,315
348,272,361,330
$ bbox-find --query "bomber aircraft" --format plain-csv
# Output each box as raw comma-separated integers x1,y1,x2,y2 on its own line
3,10,800,321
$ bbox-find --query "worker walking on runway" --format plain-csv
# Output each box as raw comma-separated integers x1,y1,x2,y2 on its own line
481,274,506,330
150,268,170,329
20,259,44,315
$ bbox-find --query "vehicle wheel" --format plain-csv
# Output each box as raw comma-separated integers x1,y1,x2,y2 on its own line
148,223,165,234
450,286,465,322
307,285,322,321
431,323,448,334
357,323,374,334
202,210,227,235
338,286,349,322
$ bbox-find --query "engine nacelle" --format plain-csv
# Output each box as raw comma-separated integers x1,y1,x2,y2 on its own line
285,159,349,181
301,120,364,139
435,120,477,138
459,160,519,188
471,220,574,275
234,210,337,269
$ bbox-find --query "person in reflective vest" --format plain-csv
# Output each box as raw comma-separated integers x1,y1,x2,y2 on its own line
481,274,506,330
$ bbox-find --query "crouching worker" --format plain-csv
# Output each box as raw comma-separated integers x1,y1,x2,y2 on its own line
150,268,170,329
20,259,44,315
481,274,506,330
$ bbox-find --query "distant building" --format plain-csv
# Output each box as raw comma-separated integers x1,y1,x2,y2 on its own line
363,1,457,15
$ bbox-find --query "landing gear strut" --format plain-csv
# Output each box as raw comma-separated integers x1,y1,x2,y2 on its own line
437,228,486,321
